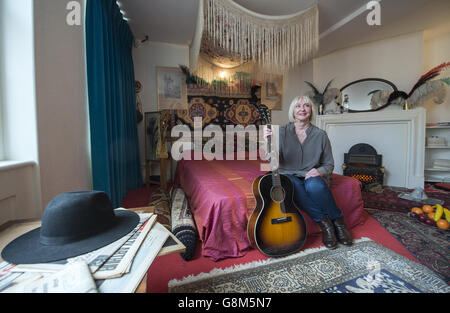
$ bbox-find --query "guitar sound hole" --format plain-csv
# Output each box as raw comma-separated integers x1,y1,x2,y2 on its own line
270,186,285,203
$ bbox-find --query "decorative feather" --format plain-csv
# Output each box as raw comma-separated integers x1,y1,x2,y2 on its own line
322,79,334,96
304,81,320,96
408,62,450,97
408,80,448,108
441,77,450,85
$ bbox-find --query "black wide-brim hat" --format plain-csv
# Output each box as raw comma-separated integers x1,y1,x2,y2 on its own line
1,191,139,264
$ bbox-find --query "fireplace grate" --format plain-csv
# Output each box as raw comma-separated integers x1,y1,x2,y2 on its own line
342,144,384,190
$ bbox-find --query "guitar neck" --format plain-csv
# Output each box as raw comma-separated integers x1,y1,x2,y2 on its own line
266,124,282,188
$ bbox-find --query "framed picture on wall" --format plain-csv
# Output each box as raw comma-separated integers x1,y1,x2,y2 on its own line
156,66,188,110
261,75,283,110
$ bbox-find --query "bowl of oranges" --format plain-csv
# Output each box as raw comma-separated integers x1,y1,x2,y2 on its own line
409,204,450,230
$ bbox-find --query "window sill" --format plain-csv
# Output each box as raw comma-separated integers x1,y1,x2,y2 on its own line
0,160,36,172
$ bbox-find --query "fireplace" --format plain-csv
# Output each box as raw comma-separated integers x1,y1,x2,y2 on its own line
316,108,425,188
342,143,385,190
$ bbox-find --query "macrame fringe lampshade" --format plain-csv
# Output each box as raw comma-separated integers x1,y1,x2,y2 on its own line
188,0,319,91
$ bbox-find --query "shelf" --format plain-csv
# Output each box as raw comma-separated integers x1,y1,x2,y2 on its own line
425,178,450,183
425,168,450,172
425,125,449,183
426,126,450,129
426,146,450,149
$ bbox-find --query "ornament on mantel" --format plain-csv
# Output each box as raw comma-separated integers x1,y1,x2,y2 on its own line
387,62,450,110
304,80,343,115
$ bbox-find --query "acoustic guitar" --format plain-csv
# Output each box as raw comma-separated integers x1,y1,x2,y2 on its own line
247,105,307,257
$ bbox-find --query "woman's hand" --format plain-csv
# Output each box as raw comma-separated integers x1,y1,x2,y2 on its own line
263,125,272,140
305,168,322,180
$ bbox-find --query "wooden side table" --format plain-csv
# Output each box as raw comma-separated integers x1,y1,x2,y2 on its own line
145,157,173,191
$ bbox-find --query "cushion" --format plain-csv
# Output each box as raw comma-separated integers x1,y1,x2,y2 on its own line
170,188,198,261
302,174,368,235
148,188,171,230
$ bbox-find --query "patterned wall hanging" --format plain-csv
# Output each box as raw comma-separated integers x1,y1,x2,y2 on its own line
174,95,265,131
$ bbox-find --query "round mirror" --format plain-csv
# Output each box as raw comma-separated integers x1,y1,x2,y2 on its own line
340,78,398,112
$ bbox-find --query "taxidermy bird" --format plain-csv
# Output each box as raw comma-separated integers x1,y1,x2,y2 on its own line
305,79,342,114
387,62,450,109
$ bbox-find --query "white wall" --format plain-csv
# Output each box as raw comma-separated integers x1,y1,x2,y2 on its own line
33,0,91,209
133,41,189,175
314,32,424,100
424,23,450,123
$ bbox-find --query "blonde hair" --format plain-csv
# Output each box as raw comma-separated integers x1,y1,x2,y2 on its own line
288,95,315,123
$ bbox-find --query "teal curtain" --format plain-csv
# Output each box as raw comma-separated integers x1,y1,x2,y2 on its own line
85,0,142,207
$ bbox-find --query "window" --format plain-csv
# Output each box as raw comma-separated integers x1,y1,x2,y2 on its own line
0,0,37,162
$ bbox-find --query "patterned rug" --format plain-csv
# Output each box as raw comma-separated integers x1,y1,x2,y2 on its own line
168,239,449,293
362,185,450,213
366,208,449,284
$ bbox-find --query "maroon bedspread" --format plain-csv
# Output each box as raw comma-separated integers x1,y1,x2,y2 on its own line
174,158,366,261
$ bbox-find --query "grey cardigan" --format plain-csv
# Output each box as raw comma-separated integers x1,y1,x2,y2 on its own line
272,123,334,183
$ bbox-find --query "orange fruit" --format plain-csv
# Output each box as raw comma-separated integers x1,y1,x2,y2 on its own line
411,207,424,214
422,205,434,213
428,212,435,220
436,219,449,230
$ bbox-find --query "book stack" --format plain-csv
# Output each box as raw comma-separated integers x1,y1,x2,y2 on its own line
426,122,450,127
432,159,450,170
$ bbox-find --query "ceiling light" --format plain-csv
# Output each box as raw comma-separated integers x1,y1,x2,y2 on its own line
219,71,227,79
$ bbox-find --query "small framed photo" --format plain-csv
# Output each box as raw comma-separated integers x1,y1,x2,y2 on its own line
156,66,187,110
261,75,283,111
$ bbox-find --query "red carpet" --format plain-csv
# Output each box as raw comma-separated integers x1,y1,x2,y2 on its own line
121,184,160,208
146,210,420,293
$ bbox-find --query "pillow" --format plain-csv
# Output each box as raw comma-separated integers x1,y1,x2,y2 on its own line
170,188,198,261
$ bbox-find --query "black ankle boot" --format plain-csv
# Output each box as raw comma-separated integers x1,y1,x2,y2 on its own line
333,216,353,246
317,216,338,249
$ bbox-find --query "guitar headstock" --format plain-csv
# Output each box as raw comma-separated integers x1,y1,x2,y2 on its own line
256,104,271,125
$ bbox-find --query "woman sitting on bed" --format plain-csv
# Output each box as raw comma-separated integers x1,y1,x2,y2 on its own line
264,95,353,249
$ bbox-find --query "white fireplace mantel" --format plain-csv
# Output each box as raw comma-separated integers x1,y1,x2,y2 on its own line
316,107,426,188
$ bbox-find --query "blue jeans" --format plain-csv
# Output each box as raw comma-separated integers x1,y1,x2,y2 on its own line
286,175,343,222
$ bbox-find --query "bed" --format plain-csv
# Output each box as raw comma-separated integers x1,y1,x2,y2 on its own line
173,154,367,261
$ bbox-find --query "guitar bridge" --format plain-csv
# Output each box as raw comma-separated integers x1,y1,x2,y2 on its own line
271,216,292,224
